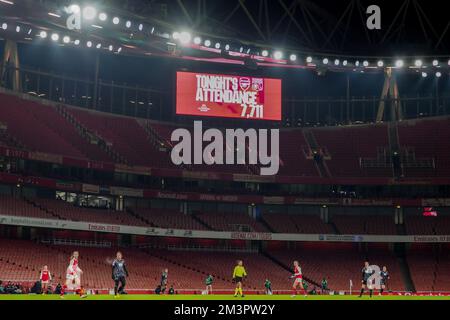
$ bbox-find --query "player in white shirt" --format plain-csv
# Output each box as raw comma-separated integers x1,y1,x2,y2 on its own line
64,251,86,298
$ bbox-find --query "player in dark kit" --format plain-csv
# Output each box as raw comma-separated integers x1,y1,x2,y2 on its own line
161,268,169,294
112,251,129,298
359,261,375,298
205,274,214,295
379,266,390,295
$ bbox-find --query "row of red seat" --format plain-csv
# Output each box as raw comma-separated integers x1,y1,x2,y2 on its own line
1,92,449,177
1,239,448,292
406,244,450,291
1,195,450,235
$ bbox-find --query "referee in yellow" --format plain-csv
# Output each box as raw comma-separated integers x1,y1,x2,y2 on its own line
232,260,247,297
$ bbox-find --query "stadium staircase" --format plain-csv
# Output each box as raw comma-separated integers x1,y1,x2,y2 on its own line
55,105,127,164
125,208,153,226
0,124,26,149
139,120,192,171
218,127,259,175
387,122,403,178
329,221,341,234
393,244,416,292
259,217,276,233
191,214,215,230
139,120,171,150
396,224,407,235
23,197,64,220
303,129,331,178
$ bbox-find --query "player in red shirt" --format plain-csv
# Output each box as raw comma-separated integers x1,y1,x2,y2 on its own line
39,265,52,294
291,260,307,298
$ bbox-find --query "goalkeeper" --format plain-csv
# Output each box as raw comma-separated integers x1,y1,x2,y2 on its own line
112,251,129,297
232,260,247,298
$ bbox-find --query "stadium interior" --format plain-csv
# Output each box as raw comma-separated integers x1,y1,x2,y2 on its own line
0,0,449,297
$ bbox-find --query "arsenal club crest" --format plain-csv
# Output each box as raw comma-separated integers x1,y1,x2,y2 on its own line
239,77,251,91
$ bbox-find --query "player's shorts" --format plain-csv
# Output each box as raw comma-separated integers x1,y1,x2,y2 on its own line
66,273,78,281
114,276,126,283
293,277,303,284
41,280,49,284
234,277,243,283
362,279,368,285
380,280,386,286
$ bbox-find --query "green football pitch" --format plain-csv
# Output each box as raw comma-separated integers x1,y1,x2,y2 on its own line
0,294,449,300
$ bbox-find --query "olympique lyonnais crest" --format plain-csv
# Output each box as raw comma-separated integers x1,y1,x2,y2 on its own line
239,77,251,91
252,78,264,91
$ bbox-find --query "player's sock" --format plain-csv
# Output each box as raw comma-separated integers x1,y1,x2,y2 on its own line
359,288,364,297
119,284,126,294
369,289,373,297
292,289,297,296
234,288,239,296
238,288,243,296
380,288,384,295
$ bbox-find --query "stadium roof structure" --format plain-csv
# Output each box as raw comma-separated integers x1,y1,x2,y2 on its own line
1,0,450,74
106,0,450,55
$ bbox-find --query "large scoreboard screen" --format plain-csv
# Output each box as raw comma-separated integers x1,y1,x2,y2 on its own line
176,71,282,121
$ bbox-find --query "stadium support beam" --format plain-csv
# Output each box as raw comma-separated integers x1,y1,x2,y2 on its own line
377,68,402,123
93,54,100,110
392,80,403,121
380,0,410,45
299,1,333,51
238,0,267,41
277,0,313,48
270,0,297,37
435,21,450,50
321,0,354,50
222,1,241,25
176,0,195,26
377,68,391,122
1,40,20,92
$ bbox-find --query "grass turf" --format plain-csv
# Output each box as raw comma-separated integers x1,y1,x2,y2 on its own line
0,294,449,300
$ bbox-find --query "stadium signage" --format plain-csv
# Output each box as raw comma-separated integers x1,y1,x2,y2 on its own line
115,164,152,176
2,214,450,243
231,232,273,241
422,198,450,206
198,194,239,202
263,197,285,205
318,235,364,242
413,236,450,242
156,191,189,200
176,72,282,121
88,224,120,233
232,174,277,183
171,121,280,176
82,184,100,194
110,186,143,197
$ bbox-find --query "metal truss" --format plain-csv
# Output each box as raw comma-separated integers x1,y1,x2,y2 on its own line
23,0,450,55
